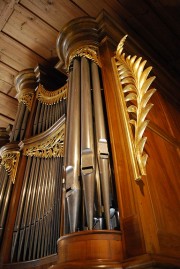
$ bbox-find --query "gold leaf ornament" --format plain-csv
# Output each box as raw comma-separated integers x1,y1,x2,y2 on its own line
114,35,156,180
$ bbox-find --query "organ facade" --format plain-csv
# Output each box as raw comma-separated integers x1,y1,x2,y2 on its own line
0,12,179,269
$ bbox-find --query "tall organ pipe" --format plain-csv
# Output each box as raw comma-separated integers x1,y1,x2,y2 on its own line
91,61,111,229
81,57,95,230
65,58,81,233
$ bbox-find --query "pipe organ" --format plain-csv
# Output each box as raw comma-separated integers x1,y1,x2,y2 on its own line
0,13,180,269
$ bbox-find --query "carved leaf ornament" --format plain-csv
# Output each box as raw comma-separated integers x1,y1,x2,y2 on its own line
114,35,156,180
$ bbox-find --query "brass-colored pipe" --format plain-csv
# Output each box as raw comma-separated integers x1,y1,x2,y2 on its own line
51,103,55,126
81,57,95,230
33,101,41,135
22,157,40,260
38,103,45,134
0,176,13,237
65,58,81,233
95,157,102,218
10,103,21,142
42,104,47,132
29,157,44,259
91,61,111,229
11,156,32,261
14,103,26,141
17,157,37,261
20,106,29,140
0,167,8,212
46,105,50,130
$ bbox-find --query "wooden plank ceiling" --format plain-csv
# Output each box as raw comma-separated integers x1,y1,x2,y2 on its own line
0,0,179,129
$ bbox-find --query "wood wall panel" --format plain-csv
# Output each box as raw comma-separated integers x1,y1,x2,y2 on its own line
0,63,17,86
20,0,86,31
0,63,17,96
0,92,18,120
117,0,179,79
0,32,45,71
0,81,12,94
147,92,177,138
157,95,180,141
0,120,9,128
3,4,58,59
146,131,180,234
0,0,18,31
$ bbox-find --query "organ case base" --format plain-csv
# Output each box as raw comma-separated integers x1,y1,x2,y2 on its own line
50,230,122,269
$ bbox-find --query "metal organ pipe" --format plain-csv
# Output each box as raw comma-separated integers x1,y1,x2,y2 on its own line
64,57,115,232
65,58,81,233
81,57,95,230
91,61,111,229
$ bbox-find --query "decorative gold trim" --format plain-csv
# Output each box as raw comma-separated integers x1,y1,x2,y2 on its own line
68,45,101,69
1,150,20,184
112,35,156,180
36,83,67,105
17,88,35,111
21,116,65,158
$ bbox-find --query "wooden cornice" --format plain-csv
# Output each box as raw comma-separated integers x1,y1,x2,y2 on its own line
55,11,180,107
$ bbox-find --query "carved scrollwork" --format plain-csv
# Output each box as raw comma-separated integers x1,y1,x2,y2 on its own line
22,116,65,158
1,150,20,184
113,35,156,180
17,89,35,111
36,83,67,105
68,45,101,69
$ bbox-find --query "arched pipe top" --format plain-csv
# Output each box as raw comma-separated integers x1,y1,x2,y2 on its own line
56,16,100,72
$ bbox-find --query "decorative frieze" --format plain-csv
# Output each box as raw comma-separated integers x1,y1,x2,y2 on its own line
68,45,101,69
36,83,67,105
21,115,65,158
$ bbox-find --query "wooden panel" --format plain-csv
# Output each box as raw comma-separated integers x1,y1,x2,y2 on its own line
0,62,18,95
7,87,17,98
0,80,12,94
146,131,180,234
0,120,9,128
0,92,18,119
3,4,58,59
0,62,17,86
20,0,86,30
72,0,138,23
156,93,180,140
147,91,176,138
0,32,45,71
0,0,18,31
144,126,180,257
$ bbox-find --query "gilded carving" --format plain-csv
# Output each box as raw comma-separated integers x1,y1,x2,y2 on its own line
68,45,101,69
36,83,67,105
1,150,20,184
23,121,65,158
17,89,35,111
113,35,156,180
